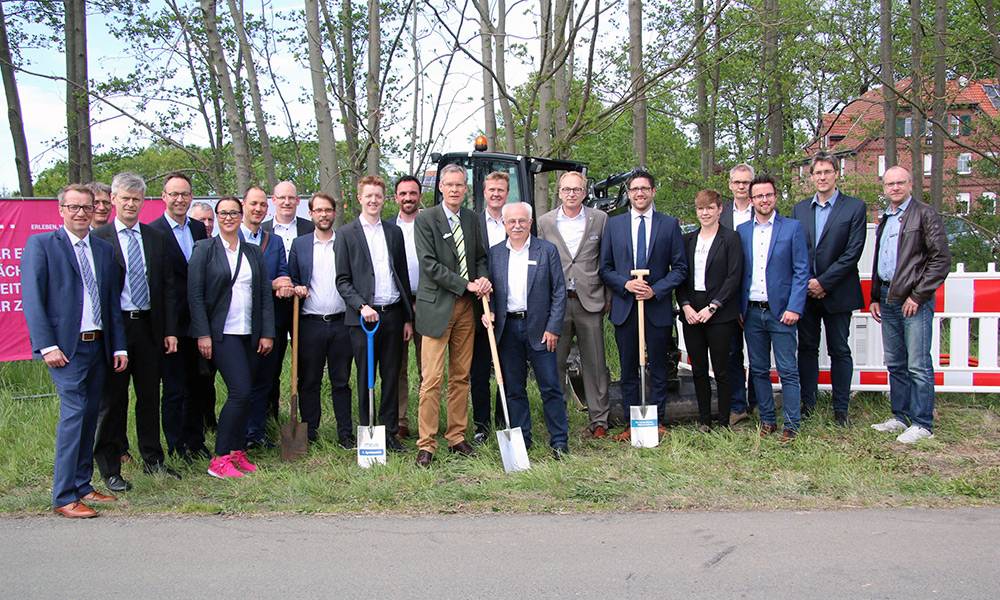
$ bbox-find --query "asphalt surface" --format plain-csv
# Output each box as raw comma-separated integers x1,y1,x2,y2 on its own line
2,508,997,599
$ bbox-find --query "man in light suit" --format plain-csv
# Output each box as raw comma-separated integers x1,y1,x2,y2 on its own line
738,174,810,442
791,153,867,426
486,202,569,457
22,184,128,518
538,170,611,438
599,169,688,441
92,172,180,493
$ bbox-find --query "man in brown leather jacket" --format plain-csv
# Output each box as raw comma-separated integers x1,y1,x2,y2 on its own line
869,166,951,444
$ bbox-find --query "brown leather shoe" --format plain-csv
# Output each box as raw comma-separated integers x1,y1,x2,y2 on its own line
658,424,669,437
779,429,797,444
397,425,410,439
759,423,778,437
592,425,607,439
613,428,631,442
448,441,475,456
415,450,433,467
730,411,749,426
54,501,98,519
81,491,117,504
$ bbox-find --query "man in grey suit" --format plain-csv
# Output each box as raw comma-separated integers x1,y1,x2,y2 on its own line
486,202,569,458
537,171,611,438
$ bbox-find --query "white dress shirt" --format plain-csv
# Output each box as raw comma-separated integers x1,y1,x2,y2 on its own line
485,210,506,248
749,213,776,302
505,237,531,312
396,216,419,292
630,207,653,267
303,234,347,315
271,219,298,259
556,206,587,258
114,218,149,311
223,241,253,335
732,202,753,229
693,232,715,292
361,218,400,305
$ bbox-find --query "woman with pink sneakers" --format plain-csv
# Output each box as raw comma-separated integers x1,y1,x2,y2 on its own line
188,197,275,479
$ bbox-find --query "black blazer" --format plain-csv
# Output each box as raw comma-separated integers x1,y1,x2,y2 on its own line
720,199,754,231
262,216,315,237
334,218,414,326
93,222,178,342
148,214,207,336
676,226,743,323
790,191,867,313
187,237,275,346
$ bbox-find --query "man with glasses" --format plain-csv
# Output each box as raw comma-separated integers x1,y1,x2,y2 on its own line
722,163,757,426
791,153,867,426
869,166,951,444
600,169,687,441
538,171,611,438
738,174,809,442
22,184,128,517
87,182,113,229
149,172,211,462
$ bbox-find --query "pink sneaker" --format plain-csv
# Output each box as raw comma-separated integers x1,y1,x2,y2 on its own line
207,455,244,479
230,450,258,473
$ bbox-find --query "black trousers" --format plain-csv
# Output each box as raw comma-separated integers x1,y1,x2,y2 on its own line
297,314,354,438
471,318,503,433
161,336,208,454
213,335,258,456
681,294,737,426
94,315,165,477
267,298,294,419
349,304,405,436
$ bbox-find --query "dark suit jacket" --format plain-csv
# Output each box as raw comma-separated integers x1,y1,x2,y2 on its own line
737,214,810,318
488,237,566,351
720,199,754,230
93,222,178,342
239,228,288,282
262,216,314,237
676,226,743,323
187,237,275,346
791,191,867,313
334,218,414,326
599,210,687,327
413,204,489,338
21,228,127,363
148,214,207,336
287,233,317,289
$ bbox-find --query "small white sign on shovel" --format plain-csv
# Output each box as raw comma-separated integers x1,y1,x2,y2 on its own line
358,426,387,468
630,405,660,448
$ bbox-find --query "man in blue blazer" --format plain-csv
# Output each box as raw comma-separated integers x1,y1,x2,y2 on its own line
738,174,810,441
599,169,687,441
791,153,867,426
486,202,569,457
21,184,128,518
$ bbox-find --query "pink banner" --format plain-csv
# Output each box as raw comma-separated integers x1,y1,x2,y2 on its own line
0,199,167,362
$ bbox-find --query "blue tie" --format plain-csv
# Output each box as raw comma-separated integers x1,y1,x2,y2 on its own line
75,240,102,326
126,229,150,310
636,215,647,269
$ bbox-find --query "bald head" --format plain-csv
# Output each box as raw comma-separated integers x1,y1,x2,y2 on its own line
272,181,299,224
882,166,913,207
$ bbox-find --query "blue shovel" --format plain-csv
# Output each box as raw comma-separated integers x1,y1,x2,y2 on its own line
357,315,387,468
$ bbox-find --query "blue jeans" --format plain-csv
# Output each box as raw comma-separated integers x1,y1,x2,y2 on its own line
798,302,853,413
498,318,569,449
744,306,801,431
879,288,936,431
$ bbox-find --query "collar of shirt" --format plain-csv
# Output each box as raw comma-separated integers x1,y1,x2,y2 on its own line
313,231,335,246
65,227,89,246
360,216,382,231
273,218,296,232
754,211,776,228
224,238,242,255
557,206,586,222
164,213,188,230
485,211,503,226
630,207,653,221
733,201,752,215
885,196,912,217
506,236,531,253
442,203,460,223
811,189,840,210
240,224,262,244
114,218,140,236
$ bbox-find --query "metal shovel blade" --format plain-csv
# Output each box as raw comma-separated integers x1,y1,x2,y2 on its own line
357,425,387,469
496,427,531,473
279,393,309,462
630,404,660,448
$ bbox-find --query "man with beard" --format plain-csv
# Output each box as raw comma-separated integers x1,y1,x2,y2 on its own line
393,175,423,439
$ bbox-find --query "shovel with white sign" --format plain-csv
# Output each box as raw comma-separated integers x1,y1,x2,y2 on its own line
630,269,659,448
357,315,387,468
481,295,531,472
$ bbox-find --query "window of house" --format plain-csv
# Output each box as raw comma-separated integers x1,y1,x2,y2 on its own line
957,153,973,175
878,155,886,177
982,192,997,215
923,154,932,175
896,116,913,137
956,192,970,215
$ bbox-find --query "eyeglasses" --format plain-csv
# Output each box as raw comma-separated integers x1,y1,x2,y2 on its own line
506,218,530,226
61,204,95,214
165,191,193,200
94,199,112,207
811,169,836,177
560,187,584,194
311,208,335,215
628,186,653,193
751,193,776,201
217,211,242,220
274,196,298,202
884,180,908,188
441,182,466,189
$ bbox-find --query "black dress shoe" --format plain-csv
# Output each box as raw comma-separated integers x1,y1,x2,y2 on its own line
834,411,851,427
143,462,182,480
105,474,132,492
448,441,476,456
552,445,569,460
189,444,212,460
801,405,814,420
472,431,489,446
386,436,404,452
338,435,356,450
246,438,276,450
416,450,433,467
308,431,319,443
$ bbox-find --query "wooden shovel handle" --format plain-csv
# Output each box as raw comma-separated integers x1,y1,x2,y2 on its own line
290,296,300,414
631,269,649,367
481,295,504,388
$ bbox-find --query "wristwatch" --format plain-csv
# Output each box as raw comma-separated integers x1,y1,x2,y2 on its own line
707,304,717,314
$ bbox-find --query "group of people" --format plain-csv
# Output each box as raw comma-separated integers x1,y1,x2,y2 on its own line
21,152,951,519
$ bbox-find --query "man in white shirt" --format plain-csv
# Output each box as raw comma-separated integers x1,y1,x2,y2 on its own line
393,175,423,439
263,181,314,258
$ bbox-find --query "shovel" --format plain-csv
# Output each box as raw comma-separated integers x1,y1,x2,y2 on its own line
482,295,531,473
280,296,309,461
629,269,659,448
357,315,387,468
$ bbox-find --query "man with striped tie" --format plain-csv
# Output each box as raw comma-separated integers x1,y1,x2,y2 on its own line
413,164,492,467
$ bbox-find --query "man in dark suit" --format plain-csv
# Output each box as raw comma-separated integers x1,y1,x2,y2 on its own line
92,173,181,492
335,176,414,452
486,202,568,457
738,174,810,442
149,171,211,462
393,176,423,439
413,163,492,466
791,153,867,426
21,184,128,518
288,193,355,446
599,169,687,441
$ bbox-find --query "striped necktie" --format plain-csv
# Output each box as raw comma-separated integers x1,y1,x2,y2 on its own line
75,240,102,326
451,216,468,280
125,228,150,310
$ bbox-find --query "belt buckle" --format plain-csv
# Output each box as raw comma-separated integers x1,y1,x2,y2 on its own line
322,314,335,322
81,331,97,342
128,311,141,320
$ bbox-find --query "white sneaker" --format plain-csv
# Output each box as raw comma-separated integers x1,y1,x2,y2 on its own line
871,417,907,433
896,425,934,444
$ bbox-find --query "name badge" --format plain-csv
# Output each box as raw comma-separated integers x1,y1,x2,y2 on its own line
443,232,453,239
589,235,599,241
527,260,538,266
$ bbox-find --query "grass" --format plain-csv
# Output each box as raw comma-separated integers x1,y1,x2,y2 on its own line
1,350,999,516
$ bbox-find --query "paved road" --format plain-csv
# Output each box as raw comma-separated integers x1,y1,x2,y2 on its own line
2,508,997,599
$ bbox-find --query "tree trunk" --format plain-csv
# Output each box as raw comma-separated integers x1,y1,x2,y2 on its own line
409,2,420,173
552,0,569,159
478,0,497,149
65,0,80,183
929,0,945,210
201,0,252,193
695,0,711,179
628,0,646,166
305,0,345,224
496,0,516,152
0,1,32,196
535,0,555,212
365,0,380,175
226,0,276,190
910,0,923,203
880,0,897,168
763,0,783,159
323,0,360,194
986,0,1000,75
